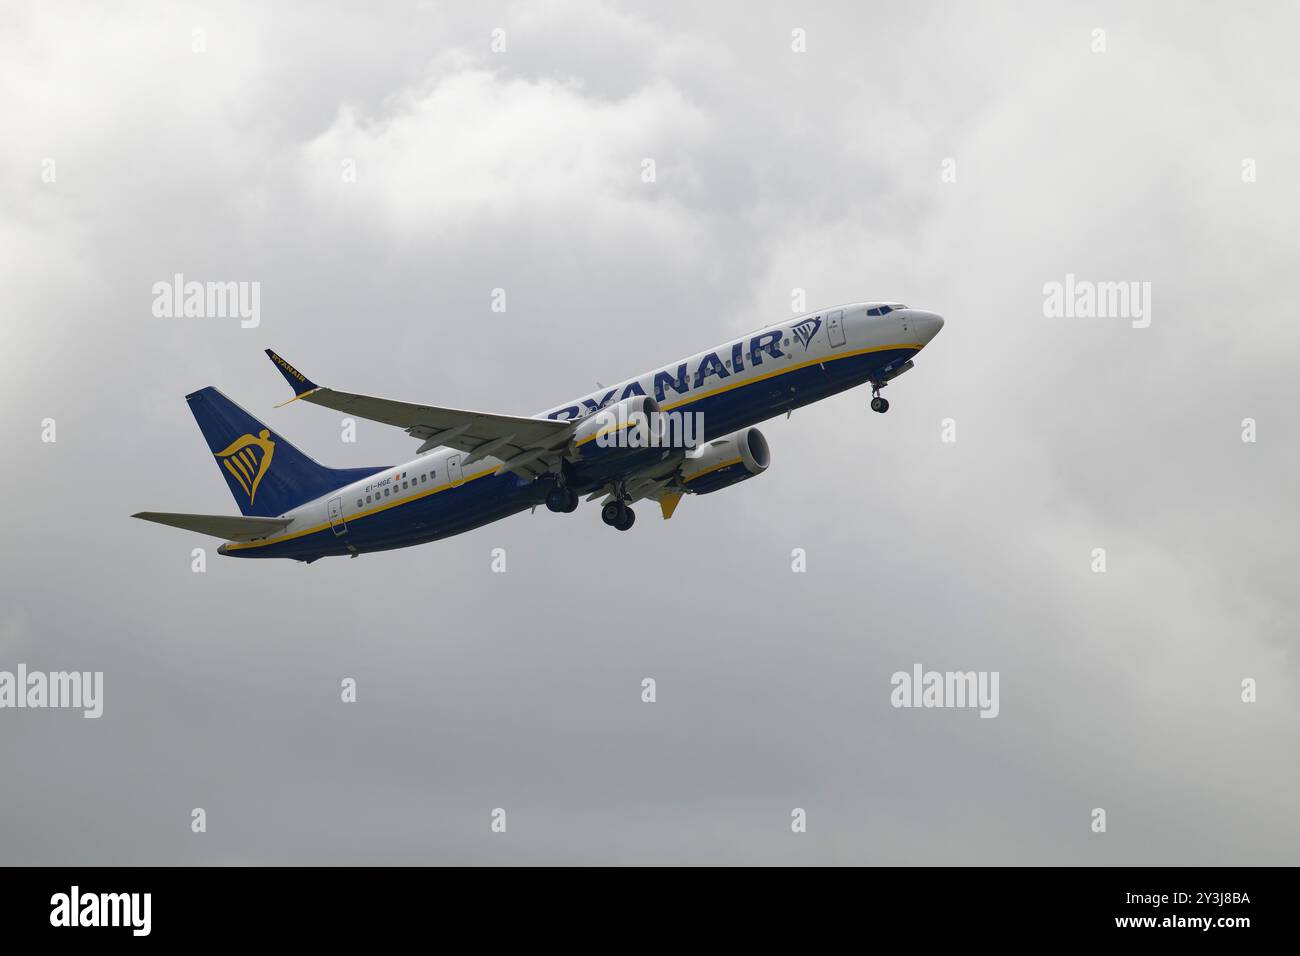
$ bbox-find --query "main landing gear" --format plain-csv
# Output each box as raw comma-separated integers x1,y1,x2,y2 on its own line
545,484,579,513
600,499,636,531
870,382,890,414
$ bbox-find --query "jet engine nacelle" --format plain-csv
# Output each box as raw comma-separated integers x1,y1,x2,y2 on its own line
680,427,770,494
572,396,664,460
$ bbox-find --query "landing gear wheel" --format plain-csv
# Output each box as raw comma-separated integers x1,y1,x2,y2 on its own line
547,484,581,513
871,396,890,414
601,500,635,529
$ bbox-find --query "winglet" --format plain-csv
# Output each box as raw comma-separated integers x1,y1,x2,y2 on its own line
265,349,321,406
659,492,683,520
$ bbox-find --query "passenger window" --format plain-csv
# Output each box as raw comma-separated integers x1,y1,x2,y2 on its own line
383,488,389,497
356,499,362,508
366,495,372,503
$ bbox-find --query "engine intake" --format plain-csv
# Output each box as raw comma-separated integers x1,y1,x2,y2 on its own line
679,427,770,494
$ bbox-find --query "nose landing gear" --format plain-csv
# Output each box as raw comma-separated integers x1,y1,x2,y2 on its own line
870,360,913,413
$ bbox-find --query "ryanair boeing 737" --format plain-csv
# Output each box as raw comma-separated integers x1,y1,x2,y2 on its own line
133,303,944,561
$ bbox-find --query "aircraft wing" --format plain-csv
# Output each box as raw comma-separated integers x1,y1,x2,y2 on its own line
132,511,291,541
264,350,574,478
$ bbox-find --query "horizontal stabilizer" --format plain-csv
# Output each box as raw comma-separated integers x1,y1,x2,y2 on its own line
131,511,291,541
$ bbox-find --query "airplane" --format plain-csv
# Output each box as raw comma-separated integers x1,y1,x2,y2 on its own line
133,302,944,562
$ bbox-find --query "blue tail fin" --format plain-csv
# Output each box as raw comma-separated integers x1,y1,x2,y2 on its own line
186,387,389,517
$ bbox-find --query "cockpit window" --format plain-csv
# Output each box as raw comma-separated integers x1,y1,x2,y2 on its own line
866,304,907,316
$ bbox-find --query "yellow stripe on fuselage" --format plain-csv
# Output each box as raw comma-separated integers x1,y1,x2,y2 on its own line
222,466,499,550
227,340,920,551
659,341,921,412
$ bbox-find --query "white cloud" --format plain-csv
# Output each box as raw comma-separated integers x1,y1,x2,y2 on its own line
299,60,712,242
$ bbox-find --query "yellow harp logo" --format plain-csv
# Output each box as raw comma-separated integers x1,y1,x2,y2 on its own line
215,429,275,504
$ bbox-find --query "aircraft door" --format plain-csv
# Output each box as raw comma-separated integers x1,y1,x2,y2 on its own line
327,496,347,536
827,309,846,347
447,454,464,488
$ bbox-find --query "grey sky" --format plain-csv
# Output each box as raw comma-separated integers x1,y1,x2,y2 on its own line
1,0,1297,864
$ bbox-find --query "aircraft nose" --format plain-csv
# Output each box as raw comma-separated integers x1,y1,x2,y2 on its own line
912,311,944,344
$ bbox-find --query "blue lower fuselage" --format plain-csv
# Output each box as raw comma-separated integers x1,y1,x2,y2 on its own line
223,345,918,561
